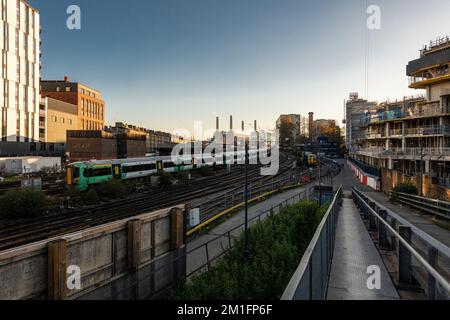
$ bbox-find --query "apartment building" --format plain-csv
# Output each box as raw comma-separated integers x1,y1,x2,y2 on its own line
276,114,302,145
41,77,106,131
345,93,377,152
356,37,450,197
0,0,40,144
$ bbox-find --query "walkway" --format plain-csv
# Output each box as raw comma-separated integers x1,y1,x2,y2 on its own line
326,196,400,300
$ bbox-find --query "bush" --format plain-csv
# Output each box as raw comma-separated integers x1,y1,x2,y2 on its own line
391,183,417,202
175,171,191,184
0,189,48,219
82,189,100,205
158,172,173,187
198,166,213,177
174,199,328,300
97,179,126,199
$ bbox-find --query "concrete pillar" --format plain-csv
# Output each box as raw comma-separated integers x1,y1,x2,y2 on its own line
48,239,68,300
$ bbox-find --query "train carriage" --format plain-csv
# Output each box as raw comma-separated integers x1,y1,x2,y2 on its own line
66,149,270,191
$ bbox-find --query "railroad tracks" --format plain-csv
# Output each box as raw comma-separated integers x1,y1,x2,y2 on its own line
0,154,299,251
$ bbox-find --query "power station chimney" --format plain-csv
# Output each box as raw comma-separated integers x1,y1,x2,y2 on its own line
254,120,257,131
216,116,220,131
242,121,245,131
230,115,233,131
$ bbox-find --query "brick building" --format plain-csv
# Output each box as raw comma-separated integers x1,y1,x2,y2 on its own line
41,77,106,131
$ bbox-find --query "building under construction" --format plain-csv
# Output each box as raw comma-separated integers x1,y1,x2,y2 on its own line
355,37,450,199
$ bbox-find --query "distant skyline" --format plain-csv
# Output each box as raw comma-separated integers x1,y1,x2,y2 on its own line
30,0,450,133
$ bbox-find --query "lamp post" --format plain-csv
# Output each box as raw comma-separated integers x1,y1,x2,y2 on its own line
243,139,250,261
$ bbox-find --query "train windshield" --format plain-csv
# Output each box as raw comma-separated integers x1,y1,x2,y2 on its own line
73,166,80,179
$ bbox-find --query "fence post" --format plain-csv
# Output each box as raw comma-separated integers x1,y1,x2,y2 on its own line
427,247,437,300
398,226,412,284
368,202,377,230
378,210,388,248
205,243,210,271
48,239,68,300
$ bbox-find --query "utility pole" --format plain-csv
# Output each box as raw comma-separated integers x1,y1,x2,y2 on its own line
318,154,322,205
243,139,250,261
419,139,424,197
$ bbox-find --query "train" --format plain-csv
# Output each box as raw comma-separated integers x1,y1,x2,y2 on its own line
66,149,265,191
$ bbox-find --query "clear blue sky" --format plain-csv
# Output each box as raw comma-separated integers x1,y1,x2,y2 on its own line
30,0,450,133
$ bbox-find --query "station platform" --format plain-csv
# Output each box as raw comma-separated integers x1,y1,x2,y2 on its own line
326,196,400,300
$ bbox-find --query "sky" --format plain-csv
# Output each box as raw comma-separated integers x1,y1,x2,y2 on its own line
29,0,450,133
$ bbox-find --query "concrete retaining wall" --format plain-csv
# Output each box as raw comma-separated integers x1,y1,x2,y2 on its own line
0,205,185,300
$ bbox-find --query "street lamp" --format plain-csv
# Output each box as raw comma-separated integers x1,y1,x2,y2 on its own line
243,138,250,261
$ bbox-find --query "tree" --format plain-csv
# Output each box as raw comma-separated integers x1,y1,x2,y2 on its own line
0,189,48,219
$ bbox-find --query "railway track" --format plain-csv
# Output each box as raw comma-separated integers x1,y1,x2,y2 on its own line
0,153,297,251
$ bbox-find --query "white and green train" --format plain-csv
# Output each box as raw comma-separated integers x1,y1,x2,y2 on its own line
66,150,263,191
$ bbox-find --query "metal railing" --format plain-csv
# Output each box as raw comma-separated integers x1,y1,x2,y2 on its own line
281,186,343,300
348,157,380,177
353,188,450,300
391,192,450,221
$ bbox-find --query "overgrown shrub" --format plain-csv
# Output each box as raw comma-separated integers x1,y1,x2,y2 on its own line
97,179,126,199
158,172,173,187
82,189,100,205
174,199,328,300
391,183,418,202
0,189,48,219
198,166,213,177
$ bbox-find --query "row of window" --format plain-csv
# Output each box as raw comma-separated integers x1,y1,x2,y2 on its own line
0,108,35,142
2,22,38,61
82,119,102,131
50,115,73,126
3,79,38,111
1,0,37,35
81,98,104,120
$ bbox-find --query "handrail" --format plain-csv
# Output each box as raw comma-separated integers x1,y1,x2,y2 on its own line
394,192,450,206
281,185,342,300
353,188,450,296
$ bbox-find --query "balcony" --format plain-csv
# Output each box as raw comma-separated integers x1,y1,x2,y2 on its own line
366,133,384,139
404,126,450,136
357,147,450,158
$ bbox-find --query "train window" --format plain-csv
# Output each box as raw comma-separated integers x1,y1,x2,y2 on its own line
84,167,112,178
73,166,80,179
122,164,156,173
164,162,176,168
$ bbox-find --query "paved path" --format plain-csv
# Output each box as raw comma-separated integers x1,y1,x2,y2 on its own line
326,197,400,300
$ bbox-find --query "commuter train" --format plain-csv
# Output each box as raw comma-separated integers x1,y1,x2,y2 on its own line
66,149,265,191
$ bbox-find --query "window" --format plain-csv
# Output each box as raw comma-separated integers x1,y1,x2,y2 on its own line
83,167,112,178
122,163,156,173
15,83,19,108
52,116,57,122
68,119,73,125
60,117,65,124
56,86,60,92
66,86,71,92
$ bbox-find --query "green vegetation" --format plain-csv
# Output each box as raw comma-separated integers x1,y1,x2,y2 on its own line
97,179,127,199
82,189,100,205
158,172,173,187
198,166,214,177
0,189,48,219
174,200,329,300
391,183,418,202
